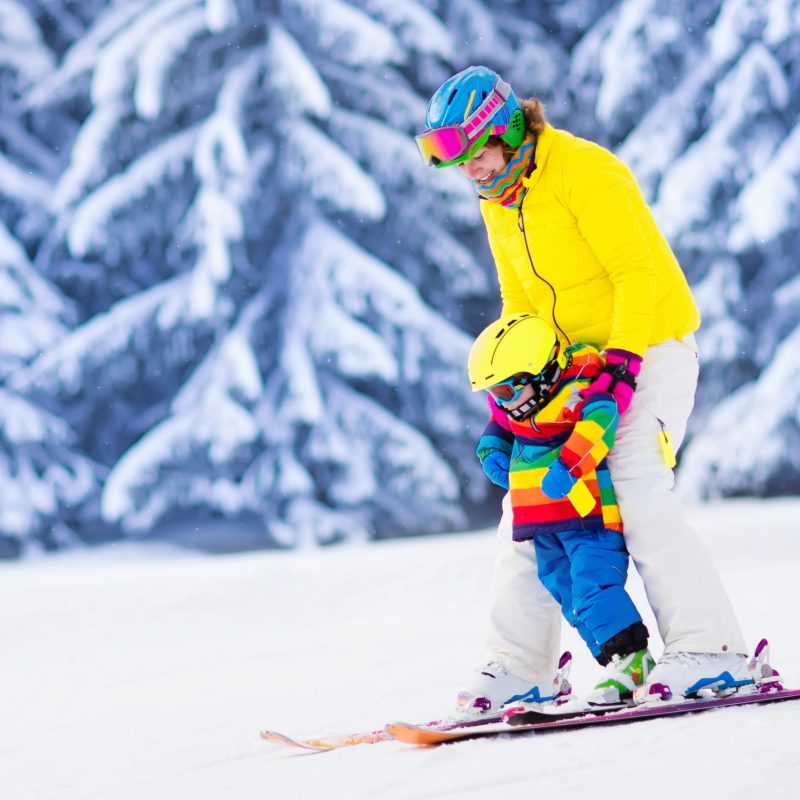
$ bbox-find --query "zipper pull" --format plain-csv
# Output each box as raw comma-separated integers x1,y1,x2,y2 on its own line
657,418,677,468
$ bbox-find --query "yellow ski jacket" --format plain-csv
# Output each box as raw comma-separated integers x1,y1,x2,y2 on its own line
479,125,700,357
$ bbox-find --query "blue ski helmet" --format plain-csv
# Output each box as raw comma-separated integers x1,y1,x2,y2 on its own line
416,66,526,168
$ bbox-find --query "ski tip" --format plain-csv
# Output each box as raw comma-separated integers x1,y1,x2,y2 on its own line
259,730,332,751
261,727,391,751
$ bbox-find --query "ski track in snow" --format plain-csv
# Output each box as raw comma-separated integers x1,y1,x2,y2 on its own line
1,499,799,800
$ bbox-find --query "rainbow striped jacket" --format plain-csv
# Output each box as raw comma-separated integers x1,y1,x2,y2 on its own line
478,344,623,541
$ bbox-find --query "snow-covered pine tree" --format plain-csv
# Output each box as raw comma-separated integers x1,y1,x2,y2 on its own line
575,0,800,497
8,0,534,552
4,0,800,556
0,3,101,556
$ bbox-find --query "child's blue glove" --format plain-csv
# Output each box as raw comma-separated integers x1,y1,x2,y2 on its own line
541,459,578,499
476,433,512,490
481,451,510,489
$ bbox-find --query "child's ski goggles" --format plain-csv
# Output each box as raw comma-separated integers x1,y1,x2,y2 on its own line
487,374,532,404
415,79,513,167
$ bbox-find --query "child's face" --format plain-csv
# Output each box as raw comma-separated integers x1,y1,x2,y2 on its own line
495,382,535,411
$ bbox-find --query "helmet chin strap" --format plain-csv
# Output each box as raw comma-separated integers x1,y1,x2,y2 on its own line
506,362,564,421
508,398,538,421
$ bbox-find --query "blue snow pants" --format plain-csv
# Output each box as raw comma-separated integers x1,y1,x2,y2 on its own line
533,528,642,659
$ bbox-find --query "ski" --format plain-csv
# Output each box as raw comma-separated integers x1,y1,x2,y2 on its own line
259,727,390,752
260,712,505,752
386,687,800,745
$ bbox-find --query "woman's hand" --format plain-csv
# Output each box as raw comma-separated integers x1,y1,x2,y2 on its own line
581,349,642,414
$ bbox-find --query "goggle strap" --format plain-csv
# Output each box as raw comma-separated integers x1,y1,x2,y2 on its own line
462,82,509,138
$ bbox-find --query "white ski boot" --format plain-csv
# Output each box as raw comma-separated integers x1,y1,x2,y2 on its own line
455,651,573,716
634,638,780,703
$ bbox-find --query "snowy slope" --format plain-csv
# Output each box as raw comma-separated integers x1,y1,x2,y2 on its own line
2,499,799,800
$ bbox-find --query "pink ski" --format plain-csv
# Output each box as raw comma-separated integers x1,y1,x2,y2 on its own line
387,688,800,746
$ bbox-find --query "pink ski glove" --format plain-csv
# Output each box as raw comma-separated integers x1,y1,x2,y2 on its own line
581,349,642,414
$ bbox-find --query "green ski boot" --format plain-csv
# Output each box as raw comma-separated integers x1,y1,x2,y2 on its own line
588,648,655,706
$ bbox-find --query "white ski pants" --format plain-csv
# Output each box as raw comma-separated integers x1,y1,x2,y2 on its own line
483,335,747,682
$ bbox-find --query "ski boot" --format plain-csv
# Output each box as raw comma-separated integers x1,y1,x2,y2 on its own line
586,648,655,707
633,638,781,704
455,651,573,717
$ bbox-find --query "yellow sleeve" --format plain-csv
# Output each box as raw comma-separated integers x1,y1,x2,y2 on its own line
564,152,657,356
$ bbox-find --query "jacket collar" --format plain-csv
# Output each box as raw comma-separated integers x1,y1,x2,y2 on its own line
521,123,555,193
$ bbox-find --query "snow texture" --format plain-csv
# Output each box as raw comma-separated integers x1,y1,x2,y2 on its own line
1,500,799,798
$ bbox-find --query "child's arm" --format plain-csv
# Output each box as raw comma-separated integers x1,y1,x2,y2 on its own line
541,394,618,502
559,394,619,478
476,418,515,490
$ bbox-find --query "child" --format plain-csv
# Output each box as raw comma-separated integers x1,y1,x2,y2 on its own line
468,312,654,707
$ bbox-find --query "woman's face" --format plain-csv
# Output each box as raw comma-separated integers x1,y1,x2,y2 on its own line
457,144,506,184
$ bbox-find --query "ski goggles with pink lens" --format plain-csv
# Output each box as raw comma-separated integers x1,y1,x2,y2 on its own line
415,79,513,167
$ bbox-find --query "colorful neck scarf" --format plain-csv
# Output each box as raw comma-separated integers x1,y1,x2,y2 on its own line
472,134,536,209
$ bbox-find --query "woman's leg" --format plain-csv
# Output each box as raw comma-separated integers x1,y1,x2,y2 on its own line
609,336,747,654
482,493,562,683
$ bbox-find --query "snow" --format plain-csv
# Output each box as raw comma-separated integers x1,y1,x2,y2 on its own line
0,0,42,44
101,396,260,527
708,0,765,64
690,258,747,363
0,152,51,205
22,1,151,108
67,126,199,257
0,0,53,81
653,42,786,241
679,328,800,497
9,276,192,396
729,119,800,250
90,0,196,106
1,498,799,799
3,0,800,609
0,221,69,320
204,0,238,32
355,0,454,58
134,7,207,119
295,218,473,384
266,25,332,118
284,0,402,67
594,0,681,129
52,102,127,211
0,389,97,536
442,0,508,66
284,119,387,220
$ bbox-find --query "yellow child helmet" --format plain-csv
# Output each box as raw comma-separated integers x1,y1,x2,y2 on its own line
468,313,563,391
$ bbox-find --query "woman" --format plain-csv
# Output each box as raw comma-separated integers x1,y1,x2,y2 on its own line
416,65,753,711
